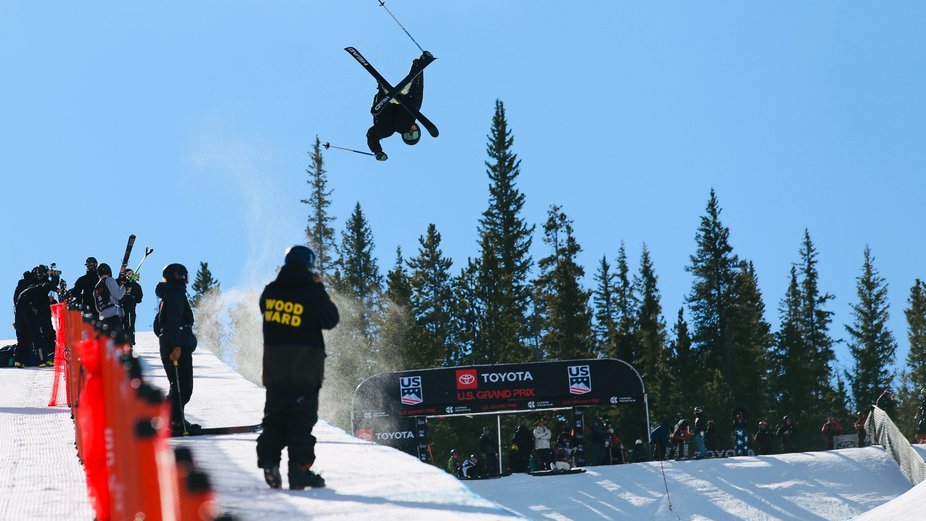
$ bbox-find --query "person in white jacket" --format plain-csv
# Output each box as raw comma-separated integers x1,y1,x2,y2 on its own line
533,419,553,470
93,263,126,333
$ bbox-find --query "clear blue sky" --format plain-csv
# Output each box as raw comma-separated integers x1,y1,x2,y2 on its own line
2,2,925,378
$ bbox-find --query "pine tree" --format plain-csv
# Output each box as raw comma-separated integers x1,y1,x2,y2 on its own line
729,260,773,417
770,267,812,430
613,243,637,363
379,247,413,372
846,246,897,411
668,308,697,420
300,136,337,275
333,202,384,373
471,100,535,364
533,205,594,361
190,261,224,360
686,189,739,391
452,261,481,365
190,261,220,308
634,244,671,418
592,255,617,357
798,230,837,420
905,279,926,394
407,224,457,368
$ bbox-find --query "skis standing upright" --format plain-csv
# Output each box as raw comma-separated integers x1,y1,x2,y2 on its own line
119,234,137,278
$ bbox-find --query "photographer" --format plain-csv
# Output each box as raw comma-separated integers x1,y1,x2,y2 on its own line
14,265,60,367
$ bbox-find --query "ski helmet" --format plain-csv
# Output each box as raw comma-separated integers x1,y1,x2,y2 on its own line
32,265,49,279
450,449,459,457
162,263,189,283
284,245,317,271
884,388,896,396
96,263,113,277
85,256,98,266
694,405,704,414
402,124,421,146
783,415,792,423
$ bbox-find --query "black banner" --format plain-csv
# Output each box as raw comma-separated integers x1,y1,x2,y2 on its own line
352,359,645,454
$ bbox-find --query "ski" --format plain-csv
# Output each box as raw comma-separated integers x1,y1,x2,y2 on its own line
371,52,436,115
119,234,136,277
345,47,439,138
528,468,586,477
172,424,263,437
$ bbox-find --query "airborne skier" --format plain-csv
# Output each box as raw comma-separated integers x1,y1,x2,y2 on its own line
366,51,434,161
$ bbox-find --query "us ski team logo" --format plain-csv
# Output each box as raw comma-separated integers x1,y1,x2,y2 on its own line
568,365,591,395
399,376,423,405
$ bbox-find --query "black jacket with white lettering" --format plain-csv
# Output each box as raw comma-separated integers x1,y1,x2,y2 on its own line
260,265,339,391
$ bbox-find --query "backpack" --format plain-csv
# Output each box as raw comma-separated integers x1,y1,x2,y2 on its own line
153,300,163,336
94,280,114,314
0,345,16,367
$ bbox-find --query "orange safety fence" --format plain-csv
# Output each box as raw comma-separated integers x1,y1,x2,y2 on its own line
50,307,220,521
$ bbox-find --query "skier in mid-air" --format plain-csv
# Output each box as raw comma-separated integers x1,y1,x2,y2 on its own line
366,51,433,161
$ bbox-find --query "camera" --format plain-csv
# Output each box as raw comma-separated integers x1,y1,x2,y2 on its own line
49,262,62,277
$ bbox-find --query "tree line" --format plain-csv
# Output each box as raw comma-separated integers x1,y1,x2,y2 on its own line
198,99,926,450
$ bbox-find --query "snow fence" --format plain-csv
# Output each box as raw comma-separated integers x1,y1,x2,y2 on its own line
866,405,926,486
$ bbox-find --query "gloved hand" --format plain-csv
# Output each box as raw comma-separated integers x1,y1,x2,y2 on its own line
375,151,388,161
170,346,181,362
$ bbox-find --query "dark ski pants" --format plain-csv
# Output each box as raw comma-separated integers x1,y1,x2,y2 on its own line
256,387,320,470
159,339,194,425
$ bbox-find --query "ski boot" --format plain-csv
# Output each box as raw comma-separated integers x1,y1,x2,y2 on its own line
171,420,202,436
288,463,325,490
263,465,282,489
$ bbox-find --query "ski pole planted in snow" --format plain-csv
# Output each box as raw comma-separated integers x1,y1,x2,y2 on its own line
174,360,188,436
322,142,375,157
376,0,425,53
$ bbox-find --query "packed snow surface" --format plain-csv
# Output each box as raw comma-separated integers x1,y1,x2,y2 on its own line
3,332,926,520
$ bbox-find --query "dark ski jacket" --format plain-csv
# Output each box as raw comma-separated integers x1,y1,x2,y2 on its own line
754,427,774,455
122,280,143,312
71,269,99,312
876,391,897,420
366,60,425,156
693,415,706,436
155,281,196,349
13,272,34,305
512,426,534,454
259,265,339,392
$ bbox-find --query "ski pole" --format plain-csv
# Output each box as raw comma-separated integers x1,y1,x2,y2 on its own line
376,0,425,54
322,142,375,157
128,247,154,283
174,360,189,436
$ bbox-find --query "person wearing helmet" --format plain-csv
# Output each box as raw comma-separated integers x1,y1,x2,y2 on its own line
854,410,869,448
13,266,59,367
70,256,100,313
876,388,897,420
93,263,126,332
692,406,707,459
754,420,774,455
155,263,200,436
447,449,462,477
121,269,143,345
366,51,434,161
257,246,339,490
776,415,796,453
461,454,479,479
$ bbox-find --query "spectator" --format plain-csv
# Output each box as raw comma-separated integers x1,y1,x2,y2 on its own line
776,415,797,453
156,263,200,436
693,406,708,459
588,415,611,466
479,426,498,476
70,257,99,313
650,422,670,461
121,269,143,345
510,425,534,473
447,449,462,477
876,388,897,420
628,439,648,463
533,419,553,471
821,412,843,450
732,407,749,456
855,410,869,448
671,417,693,459
606,428,624,464
93,263,126,333
552,432,577,471
461,454,479,479
754,420,774,455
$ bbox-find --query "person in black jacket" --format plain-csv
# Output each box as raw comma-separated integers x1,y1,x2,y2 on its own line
754,420,774,455
121,269,143,345
155,263,200,435
510,425,534,473
776,415,797,453
69,257,99,313
15,266,59,367
257,246,339,490
479,426,499,476
366,51,434,161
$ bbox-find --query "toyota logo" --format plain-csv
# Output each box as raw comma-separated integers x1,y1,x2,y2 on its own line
458,373,475,385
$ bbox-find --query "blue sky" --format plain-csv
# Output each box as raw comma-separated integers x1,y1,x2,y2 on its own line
2,1,925,379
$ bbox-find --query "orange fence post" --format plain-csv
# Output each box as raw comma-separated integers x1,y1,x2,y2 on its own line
48,303,67,406
75,336,111,521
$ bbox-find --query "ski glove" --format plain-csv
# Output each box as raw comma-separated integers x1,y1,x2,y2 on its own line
375,152,388,161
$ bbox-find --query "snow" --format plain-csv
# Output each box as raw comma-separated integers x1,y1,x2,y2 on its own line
3,332,926,520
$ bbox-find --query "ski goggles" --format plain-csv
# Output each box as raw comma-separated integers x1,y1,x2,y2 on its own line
403,128,420,142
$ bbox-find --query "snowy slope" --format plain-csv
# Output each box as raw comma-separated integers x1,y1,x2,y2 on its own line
4,331,926,520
